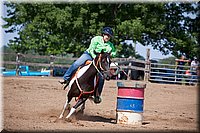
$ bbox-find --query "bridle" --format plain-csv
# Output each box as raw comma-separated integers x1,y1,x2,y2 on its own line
92,53,110,78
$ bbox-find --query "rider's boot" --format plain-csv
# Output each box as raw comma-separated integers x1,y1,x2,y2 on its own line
59,79,70,90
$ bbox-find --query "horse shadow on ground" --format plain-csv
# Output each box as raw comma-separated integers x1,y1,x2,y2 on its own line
48,109,116,124
75,110,116,124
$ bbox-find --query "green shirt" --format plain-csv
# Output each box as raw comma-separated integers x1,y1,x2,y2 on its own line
86,36,116,58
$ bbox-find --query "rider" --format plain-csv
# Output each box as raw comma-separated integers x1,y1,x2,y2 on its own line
59,27,117,104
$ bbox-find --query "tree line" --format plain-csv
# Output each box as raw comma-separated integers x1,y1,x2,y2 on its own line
2,2,199,59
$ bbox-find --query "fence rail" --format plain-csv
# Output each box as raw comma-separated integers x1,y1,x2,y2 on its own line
2,52,198,85
149,62,198,85
2,53,148,80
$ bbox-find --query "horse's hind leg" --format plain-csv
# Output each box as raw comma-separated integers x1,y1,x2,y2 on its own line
66,98,87,119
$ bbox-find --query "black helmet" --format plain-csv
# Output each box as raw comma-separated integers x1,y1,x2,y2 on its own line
102,27,113,37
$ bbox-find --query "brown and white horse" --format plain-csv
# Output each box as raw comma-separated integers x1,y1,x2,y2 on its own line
59,51,112,119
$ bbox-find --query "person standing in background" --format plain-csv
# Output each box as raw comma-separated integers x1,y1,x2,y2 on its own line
175,55,190,71
190,57,199,75
175,55,190,80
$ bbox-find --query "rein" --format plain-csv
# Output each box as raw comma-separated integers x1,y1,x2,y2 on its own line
92,54,110,78
92,56,103,77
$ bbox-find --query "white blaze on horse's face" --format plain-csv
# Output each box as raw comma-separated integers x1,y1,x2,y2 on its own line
107,57,110,67
107,56,111,70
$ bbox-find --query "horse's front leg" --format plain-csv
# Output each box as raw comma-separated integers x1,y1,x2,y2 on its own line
66,97,87,119
59,94,72,119
59,102,70,119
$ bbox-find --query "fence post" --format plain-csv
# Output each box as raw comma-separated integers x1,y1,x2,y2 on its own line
175,61,178,82
127,56,132,80
50,55,55,76
144,49,150,82
16,53,21,76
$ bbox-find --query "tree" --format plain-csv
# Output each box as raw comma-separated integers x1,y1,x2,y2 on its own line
2,2,199,59
158,56,176,65
160,3,199,59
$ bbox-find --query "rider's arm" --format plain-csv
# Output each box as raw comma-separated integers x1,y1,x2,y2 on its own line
110,43,116,58
86,37,99,59
87,36,117,58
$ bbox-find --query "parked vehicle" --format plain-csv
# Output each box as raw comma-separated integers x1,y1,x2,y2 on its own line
2,65,50,76
52,66,68,77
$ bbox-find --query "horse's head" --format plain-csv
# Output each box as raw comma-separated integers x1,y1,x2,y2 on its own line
94,51,112,80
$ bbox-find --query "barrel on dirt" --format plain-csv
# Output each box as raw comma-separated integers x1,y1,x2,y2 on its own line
116,82,146,125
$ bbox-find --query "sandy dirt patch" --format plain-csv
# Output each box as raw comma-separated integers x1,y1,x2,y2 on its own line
2,76,199,132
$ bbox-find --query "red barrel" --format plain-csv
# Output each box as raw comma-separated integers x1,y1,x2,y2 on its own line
118,87,144,99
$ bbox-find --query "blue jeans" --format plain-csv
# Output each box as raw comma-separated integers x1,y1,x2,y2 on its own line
63,51,104,96
97,73,104,95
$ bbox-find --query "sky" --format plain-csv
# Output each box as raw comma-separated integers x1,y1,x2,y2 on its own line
124,40,173,60
0,2,174,60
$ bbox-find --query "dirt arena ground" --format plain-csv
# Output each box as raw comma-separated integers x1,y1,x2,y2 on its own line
2,76,199,132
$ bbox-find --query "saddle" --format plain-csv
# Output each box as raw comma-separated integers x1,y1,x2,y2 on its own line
84,60,92,65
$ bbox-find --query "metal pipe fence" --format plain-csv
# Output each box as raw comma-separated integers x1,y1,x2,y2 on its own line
149,62,198,85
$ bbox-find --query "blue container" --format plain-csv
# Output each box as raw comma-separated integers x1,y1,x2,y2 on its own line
117,97,144,113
